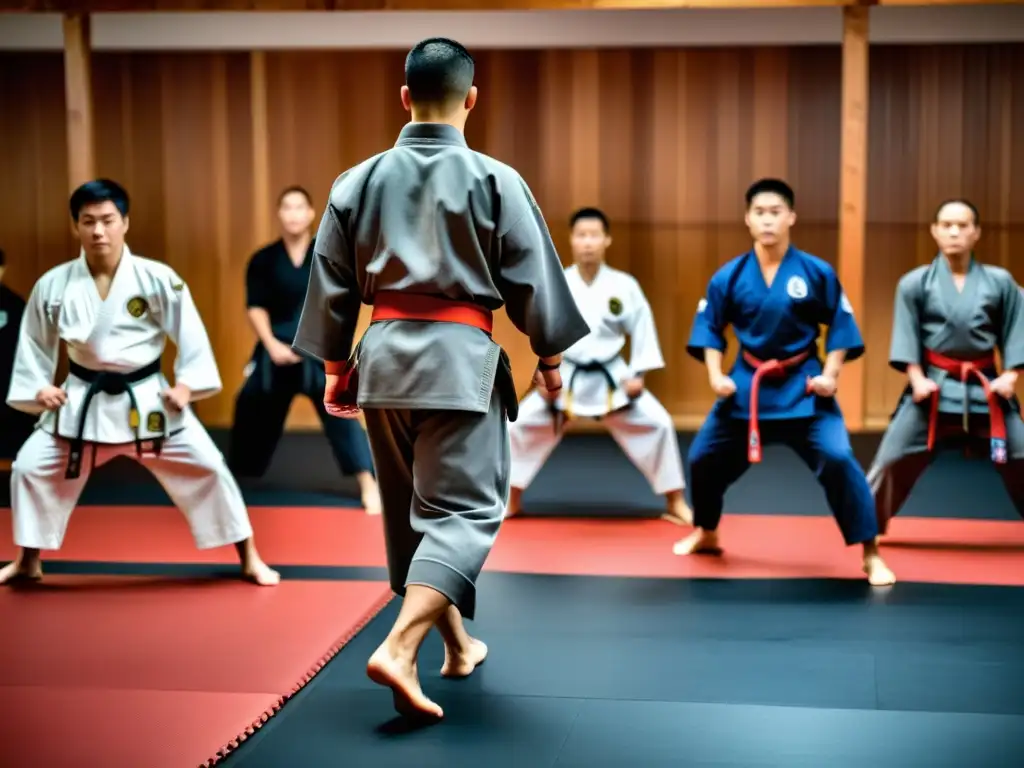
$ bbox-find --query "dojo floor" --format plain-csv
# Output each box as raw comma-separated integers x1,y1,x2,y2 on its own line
2,432,1023,767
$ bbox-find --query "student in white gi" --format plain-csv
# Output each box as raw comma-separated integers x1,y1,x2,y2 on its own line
507,207,692,525
0,179,279,587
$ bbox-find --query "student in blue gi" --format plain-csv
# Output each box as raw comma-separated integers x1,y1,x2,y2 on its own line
674,178,895,587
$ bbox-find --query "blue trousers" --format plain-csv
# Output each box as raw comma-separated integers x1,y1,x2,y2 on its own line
687,406,878,546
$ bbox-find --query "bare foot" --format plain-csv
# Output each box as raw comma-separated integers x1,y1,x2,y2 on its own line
441,638,488,679
242,558,281,586
362,486,382,517
672,528,721,556
863,553,896,587
0,556,43,586
367,644,444,720
661,492,693,526
505,487,523,519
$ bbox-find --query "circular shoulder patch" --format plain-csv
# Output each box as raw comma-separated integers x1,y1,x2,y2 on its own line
126,296,149,318
608,297,623,316
697,298,708,314
840,293,854,313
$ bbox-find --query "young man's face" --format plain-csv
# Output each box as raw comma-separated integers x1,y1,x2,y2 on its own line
745,192,796,247
75,200,128,259
570,217,611,266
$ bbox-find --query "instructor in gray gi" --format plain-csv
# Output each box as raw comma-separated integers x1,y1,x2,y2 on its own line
292,37,590,721
867,199,1024,535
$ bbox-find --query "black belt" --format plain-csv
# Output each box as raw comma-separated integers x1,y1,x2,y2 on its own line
558,355,622,424
63,358,164,479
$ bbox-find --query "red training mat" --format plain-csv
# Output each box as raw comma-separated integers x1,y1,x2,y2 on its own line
0,576,393,767
1,506,1022,586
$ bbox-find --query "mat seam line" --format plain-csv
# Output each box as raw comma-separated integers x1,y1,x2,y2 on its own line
196,586,395,768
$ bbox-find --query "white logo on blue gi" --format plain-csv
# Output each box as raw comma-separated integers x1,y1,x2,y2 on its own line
840,293,853,314
0,310,7,330
697,298,708,313
786,276,808,300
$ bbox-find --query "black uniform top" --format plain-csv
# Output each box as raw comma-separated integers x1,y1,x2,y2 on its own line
245,238,315,345
0,282,26,381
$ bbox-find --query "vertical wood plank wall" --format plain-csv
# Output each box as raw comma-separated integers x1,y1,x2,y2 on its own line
0,45,1022,430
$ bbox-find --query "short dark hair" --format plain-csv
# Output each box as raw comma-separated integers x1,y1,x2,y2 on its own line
69,179,129,222
570,207,610,233
745,178,795,209
278,186,313,208
404,37,475,107
934,198,980,227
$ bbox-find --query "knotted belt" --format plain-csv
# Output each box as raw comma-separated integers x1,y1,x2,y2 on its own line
63,358,165,479
923,348,1007,464
741,348,814,463
329,290,500,411
561,355,619,421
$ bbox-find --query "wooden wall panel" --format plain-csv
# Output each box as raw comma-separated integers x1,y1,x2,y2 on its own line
0,44,1022,433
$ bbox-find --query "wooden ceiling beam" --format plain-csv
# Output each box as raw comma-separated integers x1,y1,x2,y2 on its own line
0,0,865,14
4,0,1019,12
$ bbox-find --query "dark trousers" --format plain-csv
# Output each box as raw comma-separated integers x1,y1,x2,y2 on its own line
688,406,878,546
228,356,374,478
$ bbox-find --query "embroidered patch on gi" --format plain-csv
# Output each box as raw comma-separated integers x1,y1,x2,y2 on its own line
171,281,184,292
126,296,149,318
697,298,708,314
840,293,854,313
608,297,623,316
0,310,7,330
786,276,808,300
146,411,166,433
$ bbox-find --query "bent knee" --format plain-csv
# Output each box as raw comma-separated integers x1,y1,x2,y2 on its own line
818,444,858,469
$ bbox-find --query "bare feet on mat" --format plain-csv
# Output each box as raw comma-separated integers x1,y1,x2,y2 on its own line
672,528,721,556
0,549,43,585
358,472,382,516
367,645,444,720
441,638,488,679
661,491,693,526
237,539,281,586
505,487,523,519
862,547,896,587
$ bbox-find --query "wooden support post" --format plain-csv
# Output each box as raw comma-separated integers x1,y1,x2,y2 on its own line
837,5,869,430
63,14,95,190
250,51,272,246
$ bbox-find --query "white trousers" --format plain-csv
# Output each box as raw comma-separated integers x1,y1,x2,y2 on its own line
509,390,685,495
10,426,254,551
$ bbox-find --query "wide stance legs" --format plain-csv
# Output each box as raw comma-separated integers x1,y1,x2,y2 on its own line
1,426,279,586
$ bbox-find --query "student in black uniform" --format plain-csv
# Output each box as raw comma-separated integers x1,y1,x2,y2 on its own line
0,248,36,460
228,187,381,514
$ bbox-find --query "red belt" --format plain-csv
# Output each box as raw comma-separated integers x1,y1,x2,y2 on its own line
370,291,494,334
923,349,1007,463
742,349,813,463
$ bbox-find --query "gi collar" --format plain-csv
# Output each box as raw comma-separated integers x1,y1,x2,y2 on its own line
395,122,469,148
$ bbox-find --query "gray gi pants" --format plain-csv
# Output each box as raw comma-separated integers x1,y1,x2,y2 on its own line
362,387,510,620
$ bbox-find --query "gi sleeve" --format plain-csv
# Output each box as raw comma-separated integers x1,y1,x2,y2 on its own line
888,273,923,372
998,274,1024,370
5,281,59,414
821,267,865,363
622,279,665,376
496,177,590,358
292,203,362,364
686,271,729,362
159,272,223,400
245,250,271,310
